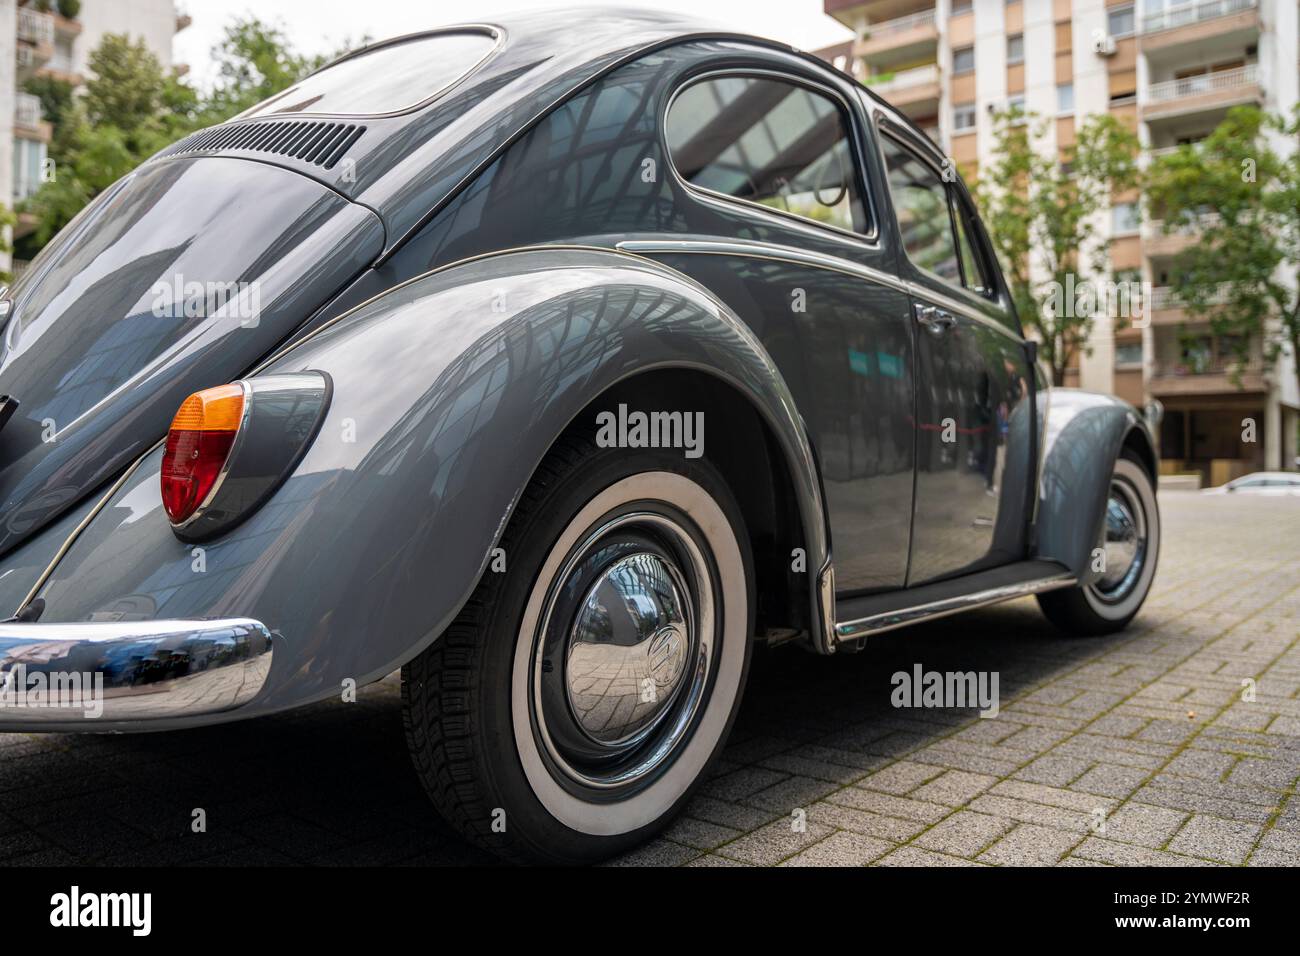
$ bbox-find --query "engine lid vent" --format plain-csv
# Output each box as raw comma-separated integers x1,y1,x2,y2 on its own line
160,121,365,170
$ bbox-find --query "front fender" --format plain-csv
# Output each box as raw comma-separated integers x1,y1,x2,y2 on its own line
1034,388,1155,582
28,247,826,728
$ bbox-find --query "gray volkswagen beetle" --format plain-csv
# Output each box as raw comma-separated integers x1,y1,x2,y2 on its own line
0,8,1159,863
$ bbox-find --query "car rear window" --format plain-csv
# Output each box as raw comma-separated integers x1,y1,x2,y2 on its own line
239,31,497,118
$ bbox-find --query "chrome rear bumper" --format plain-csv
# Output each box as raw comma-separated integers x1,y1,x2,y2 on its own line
0,618,272,725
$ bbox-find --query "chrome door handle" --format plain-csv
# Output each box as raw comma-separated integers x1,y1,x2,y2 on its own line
914,302,957,336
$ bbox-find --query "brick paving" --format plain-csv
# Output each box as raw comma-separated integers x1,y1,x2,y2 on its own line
1,493,1297,866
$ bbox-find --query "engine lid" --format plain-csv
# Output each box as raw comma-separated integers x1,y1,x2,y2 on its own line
0,155,384,558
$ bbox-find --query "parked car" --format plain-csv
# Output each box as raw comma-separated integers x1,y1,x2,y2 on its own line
1204,472,1300,496
0,10,1159,864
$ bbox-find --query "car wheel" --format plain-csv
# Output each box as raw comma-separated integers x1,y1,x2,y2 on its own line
402,435,753,864
1037,452,1159,637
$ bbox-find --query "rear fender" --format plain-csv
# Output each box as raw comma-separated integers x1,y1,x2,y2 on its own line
30,247,827,726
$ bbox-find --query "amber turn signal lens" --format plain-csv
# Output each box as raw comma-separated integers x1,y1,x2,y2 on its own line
161,383,245,525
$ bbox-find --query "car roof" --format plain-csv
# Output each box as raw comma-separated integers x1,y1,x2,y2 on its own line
155,7,941,251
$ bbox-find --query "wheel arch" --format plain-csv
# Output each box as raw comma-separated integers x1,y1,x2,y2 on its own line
561,367,816,645
1035,389,1157,586
28,246,831,726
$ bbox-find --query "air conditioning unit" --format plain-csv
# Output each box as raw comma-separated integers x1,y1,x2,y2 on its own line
1093,34,1117,56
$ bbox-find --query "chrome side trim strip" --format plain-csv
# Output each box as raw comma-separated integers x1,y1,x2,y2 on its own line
618,238,1026,344
617,238,909,294
834,572,1076,643
0,618,273,724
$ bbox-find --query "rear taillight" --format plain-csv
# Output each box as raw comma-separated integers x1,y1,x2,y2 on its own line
162,383,247,525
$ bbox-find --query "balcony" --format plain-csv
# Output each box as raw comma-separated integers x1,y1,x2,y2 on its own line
14,91,52,146
864,63,941,115
858,8,938,59
1144,64,1260,120
1143,212,1220,256
1141,0,1259,55
825,0,871,21
18,8,55,47
52,12,82,37
15,92,43,129
16,8,54,76
1147,283,1231,323
1149,358,1266,396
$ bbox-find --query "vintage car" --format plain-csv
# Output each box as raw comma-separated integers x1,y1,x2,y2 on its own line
0,9,1159,863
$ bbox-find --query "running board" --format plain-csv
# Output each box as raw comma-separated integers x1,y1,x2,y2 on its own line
826,560,1075,648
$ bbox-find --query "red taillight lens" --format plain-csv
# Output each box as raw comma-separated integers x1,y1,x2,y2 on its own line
161,383,245,525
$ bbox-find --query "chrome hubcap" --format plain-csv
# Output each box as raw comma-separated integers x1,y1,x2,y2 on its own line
532,512,715,791
566,552,692,747
1091,478,1147,603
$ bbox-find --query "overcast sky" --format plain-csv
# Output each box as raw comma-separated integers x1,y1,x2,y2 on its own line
174,1,853,90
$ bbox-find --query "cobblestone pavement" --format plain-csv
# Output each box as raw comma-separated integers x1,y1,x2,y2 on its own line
1,494,1297,866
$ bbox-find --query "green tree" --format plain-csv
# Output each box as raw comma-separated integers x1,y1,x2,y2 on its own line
22,34,200,245
1146,104,1300,401
202,17,365,122
0,205,17,284
22,74,75,140
20,17,347,251
973,108,1142,385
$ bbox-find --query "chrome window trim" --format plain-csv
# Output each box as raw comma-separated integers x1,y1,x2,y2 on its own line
872,118,1022,334
661,65,883,247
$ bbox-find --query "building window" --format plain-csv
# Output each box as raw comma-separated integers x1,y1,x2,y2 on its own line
953,103,977,132
1057,83,1074,113
13,137,47,203
1115,342,1144,367
1007,34,1024,65
1112,201,1140,234
52,37,75,73
953,46,975,74
952,0,973,14
1007,94,1027,121
1108,4,1135,38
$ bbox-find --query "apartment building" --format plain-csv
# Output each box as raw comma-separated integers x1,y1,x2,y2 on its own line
817,0,1300,484
1,0,188,268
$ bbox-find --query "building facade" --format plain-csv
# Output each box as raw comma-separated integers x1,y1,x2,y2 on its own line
2,0,188,271
818,0,1300,484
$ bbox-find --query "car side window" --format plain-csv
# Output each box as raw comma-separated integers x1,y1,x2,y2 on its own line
951,197,992,296
666,75,869,235
880,136,960,284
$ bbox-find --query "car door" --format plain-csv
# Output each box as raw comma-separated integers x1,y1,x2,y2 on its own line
653,68,918,593
876,127,1035,585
